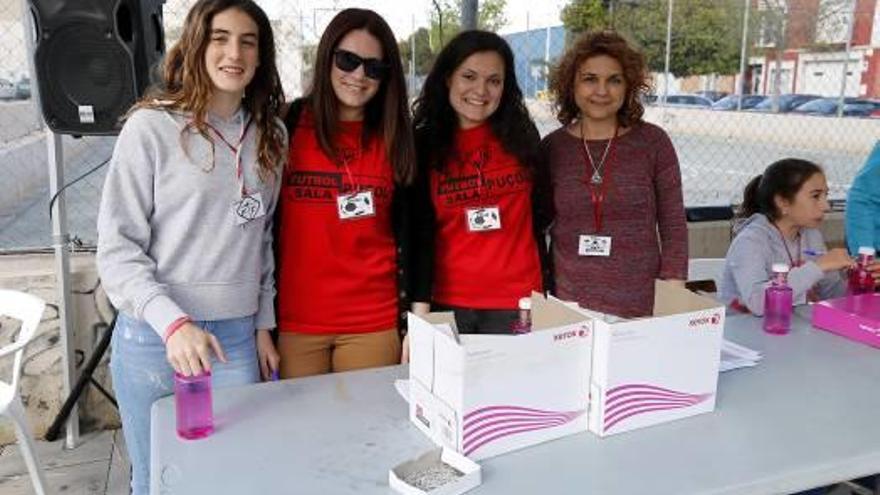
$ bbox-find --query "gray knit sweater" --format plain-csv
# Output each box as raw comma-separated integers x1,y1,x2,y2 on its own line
97,107,284,337
719,213,845,315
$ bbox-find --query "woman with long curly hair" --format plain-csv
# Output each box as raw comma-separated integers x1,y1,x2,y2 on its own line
96,1,285,492
540,30,687,318
406,30,547,343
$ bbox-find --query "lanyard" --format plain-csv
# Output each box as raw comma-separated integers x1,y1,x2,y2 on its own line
580,124,619,233
204,115,253,196
772,223,802,267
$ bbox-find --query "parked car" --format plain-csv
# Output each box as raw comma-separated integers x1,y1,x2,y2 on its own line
711,94,768,111
749,94,821,113
792,97,880,117
660,94,713,108
14,77,30,100
0,78,15,100
694,90,729,102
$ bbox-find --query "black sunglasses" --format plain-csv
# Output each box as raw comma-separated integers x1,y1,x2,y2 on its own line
333,49,389,80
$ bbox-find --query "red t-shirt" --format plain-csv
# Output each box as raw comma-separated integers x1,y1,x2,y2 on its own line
276,111,397,334
431,123,542,309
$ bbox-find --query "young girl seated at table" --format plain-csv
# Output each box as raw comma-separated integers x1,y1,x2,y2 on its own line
720,158,853,315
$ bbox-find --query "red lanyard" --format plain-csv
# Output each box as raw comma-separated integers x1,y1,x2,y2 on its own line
580,125,619,233
204,115,253,196
772,223,802,267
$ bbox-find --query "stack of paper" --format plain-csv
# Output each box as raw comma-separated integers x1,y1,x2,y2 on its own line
720,339,762,372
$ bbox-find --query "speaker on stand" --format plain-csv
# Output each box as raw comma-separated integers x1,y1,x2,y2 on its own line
24,0,166,447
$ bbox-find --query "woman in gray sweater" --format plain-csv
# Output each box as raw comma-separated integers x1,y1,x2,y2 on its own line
96,1,286,493
720,159,852,315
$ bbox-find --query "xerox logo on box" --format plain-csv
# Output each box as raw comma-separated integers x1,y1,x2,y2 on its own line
689,312,722,328
554,324,591,342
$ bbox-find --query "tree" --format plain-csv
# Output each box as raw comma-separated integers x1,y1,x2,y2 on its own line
429,0,509,50
560,0,745,78
398,27,434,76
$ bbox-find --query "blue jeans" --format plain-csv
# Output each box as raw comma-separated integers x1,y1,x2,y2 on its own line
110,313,259,495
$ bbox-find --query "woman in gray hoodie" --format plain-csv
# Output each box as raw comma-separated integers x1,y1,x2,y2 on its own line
96,1,286,493
720,159,852,315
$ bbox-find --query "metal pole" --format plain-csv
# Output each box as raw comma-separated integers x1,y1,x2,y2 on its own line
736,0,750,111
836,0,857,118
662,0,673,104
544,25,551,92
410,14,416,98
47,131,80,449
526,12,531,99
462,0,478,31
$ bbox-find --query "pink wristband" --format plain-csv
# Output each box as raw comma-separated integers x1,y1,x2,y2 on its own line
163,316,192,343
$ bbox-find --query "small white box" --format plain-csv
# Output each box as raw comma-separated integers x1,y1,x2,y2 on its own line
408,293,593,460
584,280,725,436
389,447,481,495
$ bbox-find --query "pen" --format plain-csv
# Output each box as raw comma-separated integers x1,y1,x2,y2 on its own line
804,249,824,257
271,369,280,381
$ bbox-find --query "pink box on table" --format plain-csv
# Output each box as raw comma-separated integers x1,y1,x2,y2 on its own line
811,293,880,348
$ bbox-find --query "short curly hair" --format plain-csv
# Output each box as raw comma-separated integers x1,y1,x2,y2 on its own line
549,30,650,127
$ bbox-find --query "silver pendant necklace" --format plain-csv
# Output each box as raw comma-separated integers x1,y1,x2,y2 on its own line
580,118,613,185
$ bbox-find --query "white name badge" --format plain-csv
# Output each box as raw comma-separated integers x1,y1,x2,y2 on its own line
232,192,266,226
465,206,501,232
578,234,612,256
336,190,376,220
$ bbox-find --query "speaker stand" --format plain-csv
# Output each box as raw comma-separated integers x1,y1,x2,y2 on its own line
46,131,80,449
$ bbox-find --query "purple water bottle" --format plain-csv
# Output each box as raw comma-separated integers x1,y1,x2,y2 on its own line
174,371,214,440
511,297,532,334
847,246,876,295
763,263,793,335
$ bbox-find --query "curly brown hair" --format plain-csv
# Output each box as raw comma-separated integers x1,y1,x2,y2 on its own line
549,30,650,127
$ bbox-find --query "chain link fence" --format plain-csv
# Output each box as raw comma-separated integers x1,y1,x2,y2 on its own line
0,0,877,251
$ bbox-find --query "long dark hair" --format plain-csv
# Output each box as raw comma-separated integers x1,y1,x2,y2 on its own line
135,0,285,179
412,30,539,173
549,30,649,127
305,8,414,185
738,158,824,220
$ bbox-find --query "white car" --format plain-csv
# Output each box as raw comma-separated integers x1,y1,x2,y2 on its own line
0,79,15,100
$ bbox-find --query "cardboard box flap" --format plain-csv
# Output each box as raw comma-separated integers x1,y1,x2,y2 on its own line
653,280,721,316
531,291,591,330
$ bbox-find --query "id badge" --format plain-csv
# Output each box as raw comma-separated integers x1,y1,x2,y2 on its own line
465,206,501,232
336,190,376,220
232,192,266,226
578,234,612,256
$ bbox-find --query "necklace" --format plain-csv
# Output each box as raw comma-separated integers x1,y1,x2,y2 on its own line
580,118,615,185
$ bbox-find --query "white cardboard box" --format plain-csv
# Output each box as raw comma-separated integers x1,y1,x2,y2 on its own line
389,447,481,495
408,293,593,460
584,280,725,437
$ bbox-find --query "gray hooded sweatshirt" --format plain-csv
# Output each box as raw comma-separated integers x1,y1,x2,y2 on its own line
96,107,284,337
719,213,845,315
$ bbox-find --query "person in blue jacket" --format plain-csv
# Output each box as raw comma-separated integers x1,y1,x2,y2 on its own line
845,141,880,254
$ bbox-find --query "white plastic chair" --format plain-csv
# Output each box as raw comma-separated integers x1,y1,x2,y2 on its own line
0,289,49,495
687,258,726,295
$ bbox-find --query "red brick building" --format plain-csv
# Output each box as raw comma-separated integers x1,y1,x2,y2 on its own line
750,0,880,98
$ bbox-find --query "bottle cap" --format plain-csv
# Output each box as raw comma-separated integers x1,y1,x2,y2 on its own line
518,297,531,311
858,246,876,256
771,263,790,274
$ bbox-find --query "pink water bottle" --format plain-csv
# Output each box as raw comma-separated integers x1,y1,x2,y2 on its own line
174,371,214,440
847,246,876,295
763,263,793,335
510,297,532,334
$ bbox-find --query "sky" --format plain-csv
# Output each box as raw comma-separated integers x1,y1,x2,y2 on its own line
257,0,567,42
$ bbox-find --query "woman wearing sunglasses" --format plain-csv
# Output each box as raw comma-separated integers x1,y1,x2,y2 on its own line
274,8,414,377
404,30,546,347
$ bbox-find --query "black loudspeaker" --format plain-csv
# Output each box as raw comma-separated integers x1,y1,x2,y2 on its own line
27,0,166,135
